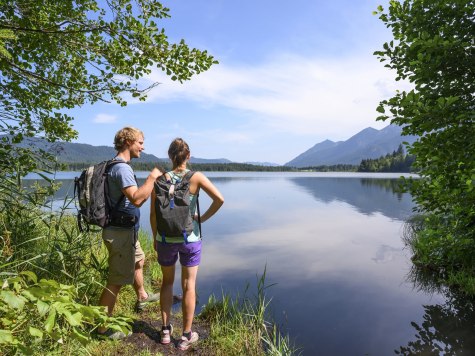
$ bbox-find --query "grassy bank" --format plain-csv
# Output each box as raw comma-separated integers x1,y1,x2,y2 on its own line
403,214,475,296
1,180,296,355
85,234,297,355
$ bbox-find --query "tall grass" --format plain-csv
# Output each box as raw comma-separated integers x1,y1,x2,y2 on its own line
0,174,129,354
199,267,299,355
1,174,108,295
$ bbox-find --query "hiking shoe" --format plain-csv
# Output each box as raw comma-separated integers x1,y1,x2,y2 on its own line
97,328,131,340
160,324,173,345
177,331,199,351
134,292,160,312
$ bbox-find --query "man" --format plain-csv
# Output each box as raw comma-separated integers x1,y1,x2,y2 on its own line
97,126,162,339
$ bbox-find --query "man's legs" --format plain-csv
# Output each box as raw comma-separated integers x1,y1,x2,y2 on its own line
181,265,199,332
133,257,148,300
99,228,127,334
133,237,160,312
133,254,161,312
160,265,176,326
98,284,122,334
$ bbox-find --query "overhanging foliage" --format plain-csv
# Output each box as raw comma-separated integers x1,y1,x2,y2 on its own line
374,0,475,290
0,0,217,176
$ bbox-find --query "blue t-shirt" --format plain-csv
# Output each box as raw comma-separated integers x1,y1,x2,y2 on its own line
107,158,140,230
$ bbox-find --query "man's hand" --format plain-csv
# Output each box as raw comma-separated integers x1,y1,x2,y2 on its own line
150,167,162,179
123,167,163,207
155,165,166,174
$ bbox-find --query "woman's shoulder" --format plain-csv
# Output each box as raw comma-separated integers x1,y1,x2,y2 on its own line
189,170,207,182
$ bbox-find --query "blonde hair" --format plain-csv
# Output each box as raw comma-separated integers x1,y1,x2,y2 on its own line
168,138,190,168
114,127,144,151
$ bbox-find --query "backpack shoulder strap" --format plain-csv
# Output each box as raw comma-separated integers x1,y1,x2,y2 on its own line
106,158,128,171
181,170,195,183
105,159,130,211
183,170,202,238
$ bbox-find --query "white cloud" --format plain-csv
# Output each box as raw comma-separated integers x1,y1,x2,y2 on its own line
140,52,412,138
93,113,118,124
187,128,252,144
199,204,408,286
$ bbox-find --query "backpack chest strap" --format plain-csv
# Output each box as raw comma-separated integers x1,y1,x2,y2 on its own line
168,183,176,209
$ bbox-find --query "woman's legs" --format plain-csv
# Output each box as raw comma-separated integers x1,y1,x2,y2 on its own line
160,265,175,326
181,265,199,332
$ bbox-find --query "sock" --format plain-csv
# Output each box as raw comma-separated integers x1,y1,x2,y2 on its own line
183,331,192,340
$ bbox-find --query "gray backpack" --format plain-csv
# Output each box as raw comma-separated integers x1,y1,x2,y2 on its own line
154,171,201,242
74,160,126,232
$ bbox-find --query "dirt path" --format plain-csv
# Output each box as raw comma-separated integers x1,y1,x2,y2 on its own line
115,304,212,355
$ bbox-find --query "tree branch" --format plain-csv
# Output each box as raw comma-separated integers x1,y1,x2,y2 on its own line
0,22,109,34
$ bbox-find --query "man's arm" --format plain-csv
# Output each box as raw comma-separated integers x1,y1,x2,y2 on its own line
122,167,161,207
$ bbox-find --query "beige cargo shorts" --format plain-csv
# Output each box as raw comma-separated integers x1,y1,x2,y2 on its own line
102,228,145,285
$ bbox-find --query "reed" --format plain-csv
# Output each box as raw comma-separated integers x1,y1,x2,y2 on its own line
199,267,298,355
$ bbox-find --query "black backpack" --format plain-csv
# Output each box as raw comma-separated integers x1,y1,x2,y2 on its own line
74,159,125,232
154,171,201,243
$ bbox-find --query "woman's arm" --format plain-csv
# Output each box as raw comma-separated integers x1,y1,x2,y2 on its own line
194,172,224,223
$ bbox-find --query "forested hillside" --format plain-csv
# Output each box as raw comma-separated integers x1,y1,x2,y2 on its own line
6,136,162,164
357,144,415,173
65,161,296,172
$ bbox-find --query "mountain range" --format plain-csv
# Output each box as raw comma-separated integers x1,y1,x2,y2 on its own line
284,125,417,167
7,136,233,165
4,124,417,167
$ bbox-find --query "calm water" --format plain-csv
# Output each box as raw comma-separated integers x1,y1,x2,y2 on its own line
24,172,475,355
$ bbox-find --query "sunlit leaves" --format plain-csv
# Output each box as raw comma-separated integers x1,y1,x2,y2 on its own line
0,0,217,176
0,29,15,59
0,271,132,352
0,329,14,344
375,0,475,289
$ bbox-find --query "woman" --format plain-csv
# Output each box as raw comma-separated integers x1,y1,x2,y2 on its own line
150,138,224,350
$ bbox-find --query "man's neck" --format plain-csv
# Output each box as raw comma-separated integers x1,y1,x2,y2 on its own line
116,151,131,162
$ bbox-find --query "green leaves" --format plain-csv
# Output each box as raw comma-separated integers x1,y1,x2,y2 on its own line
375,0,475,293
0,290,26,310
0,29,16,59
0,0,217,177
0,329,14,344
36,299,49,316
44,308,57,334
29,326,44,339
0,271,132,353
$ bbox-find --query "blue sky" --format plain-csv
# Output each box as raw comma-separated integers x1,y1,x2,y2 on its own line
71,0,406,165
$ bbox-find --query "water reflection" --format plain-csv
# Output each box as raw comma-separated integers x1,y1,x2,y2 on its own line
24,172,466,355
24,173,415,223
192,175,430,355
289,177,415,221
397,267,475,354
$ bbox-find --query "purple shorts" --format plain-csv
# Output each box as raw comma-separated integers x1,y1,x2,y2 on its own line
156,241,202,267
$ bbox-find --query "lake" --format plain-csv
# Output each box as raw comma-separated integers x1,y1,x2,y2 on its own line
24,171,475,355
